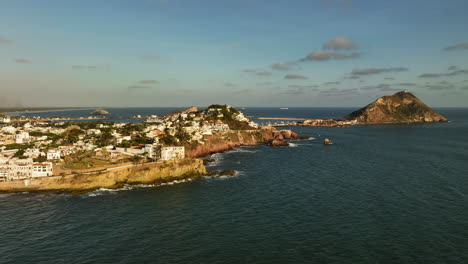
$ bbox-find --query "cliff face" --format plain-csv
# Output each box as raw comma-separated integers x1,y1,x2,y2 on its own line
185,127,306,157
0,159,206,193
185,130,261,158
342,91,448,124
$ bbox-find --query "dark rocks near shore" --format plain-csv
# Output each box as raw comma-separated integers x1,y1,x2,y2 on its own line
206,170,237,177
202,158,216,165
260,126,309,147
269,139,289,147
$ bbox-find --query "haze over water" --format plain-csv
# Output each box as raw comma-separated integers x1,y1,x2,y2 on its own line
1,107,467,264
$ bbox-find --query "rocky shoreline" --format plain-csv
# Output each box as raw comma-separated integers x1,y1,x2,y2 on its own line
0,126,310,194
0,159,206,194
185,126,308,157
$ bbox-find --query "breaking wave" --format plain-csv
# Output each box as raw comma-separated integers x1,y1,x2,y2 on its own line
85,179,196,197
203,170,242,181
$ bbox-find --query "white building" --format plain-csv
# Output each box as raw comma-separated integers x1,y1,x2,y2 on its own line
47,150,61,160
1,117,11,124
87,129,101,136
1,126,16,134
0,158,53,182
209,123,230,132
35,136,48,141
144,144,161,160
144,144,185,161
15,132,30,144
160,146,185,161
24,148,43,158
32,163,53,177
0,158,32,181
116,136,132,144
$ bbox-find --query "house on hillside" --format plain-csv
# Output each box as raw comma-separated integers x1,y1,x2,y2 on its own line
144,144,185,161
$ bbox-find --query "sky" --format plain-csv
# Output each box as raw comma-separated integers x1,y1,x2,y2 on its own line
1,0,468,107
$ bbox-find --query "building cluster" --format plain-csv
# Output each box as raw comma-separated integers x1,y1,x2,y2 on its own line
0,105,258,182
0,157,52,182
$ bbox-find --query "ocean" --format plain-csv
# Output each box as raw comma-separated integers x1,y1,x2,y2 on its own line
1,107,468,264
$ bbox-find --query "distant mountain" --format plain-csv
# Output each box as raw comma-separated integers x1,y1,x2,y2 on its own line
341,91,448,124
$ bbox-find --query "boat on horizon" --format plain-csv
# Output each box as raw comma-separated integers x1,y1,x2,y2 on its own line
280,107,289,110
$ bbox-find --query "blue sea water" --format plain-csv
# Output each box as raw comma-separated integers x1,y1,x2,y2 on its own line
1,108,468,264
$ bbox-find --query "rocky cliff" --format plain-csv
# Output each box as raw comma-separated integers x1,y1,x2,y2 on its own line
181,106,198,114
341,91,448,124
0,159,206,193
185,126,307,157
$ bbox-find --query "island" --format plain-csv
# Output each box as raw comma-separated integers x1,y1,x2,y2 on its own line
0,105,307,193
89,109,110,115
272,91,448,127
341,91,448,124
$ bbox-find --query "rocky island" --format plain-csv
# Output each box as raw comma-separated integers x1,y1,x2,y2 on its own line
272,91,447,128
341,91,448,124
89,109,110,115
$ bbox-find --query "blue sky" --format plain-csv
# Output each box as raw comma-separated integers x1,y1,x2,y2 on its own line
1,0,468,107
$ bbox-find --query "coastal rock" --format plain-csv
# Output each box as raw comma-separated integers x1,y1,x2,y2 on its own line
202,158,215,165
259,126,303,141
341,91,448,124
219,170,236,176
324,138,333,145
270,139,289,147
281,130,293,139
185,130,260,158
184,126,308,158
89,109,110,115
303,119,343,127
205,170,237,177
181,106,198,114
273,132,284,140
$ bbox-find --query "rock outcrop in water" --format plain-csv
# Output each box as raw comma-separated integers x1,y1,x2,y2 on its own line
341,91,448,124
89,109,110,115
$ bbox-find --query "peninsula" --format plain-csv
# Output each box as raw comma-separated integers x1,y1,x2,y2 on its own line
0,105,307,193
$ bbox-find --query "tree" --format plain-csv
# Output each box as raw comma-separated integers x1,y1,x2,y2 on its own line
34,156,47,163
97,131,114,147
13,150,26,159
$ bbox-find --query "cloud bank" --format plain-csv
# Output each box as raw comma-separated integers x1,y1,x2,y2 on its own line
351,67,408,75
302,51,359,61
0,36,12,44
284,74,308,79
323,37,357,50
443,42,468,51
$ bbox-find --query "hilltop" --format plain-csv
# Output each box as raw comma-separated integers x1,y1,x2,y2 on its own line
341,91,448,124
